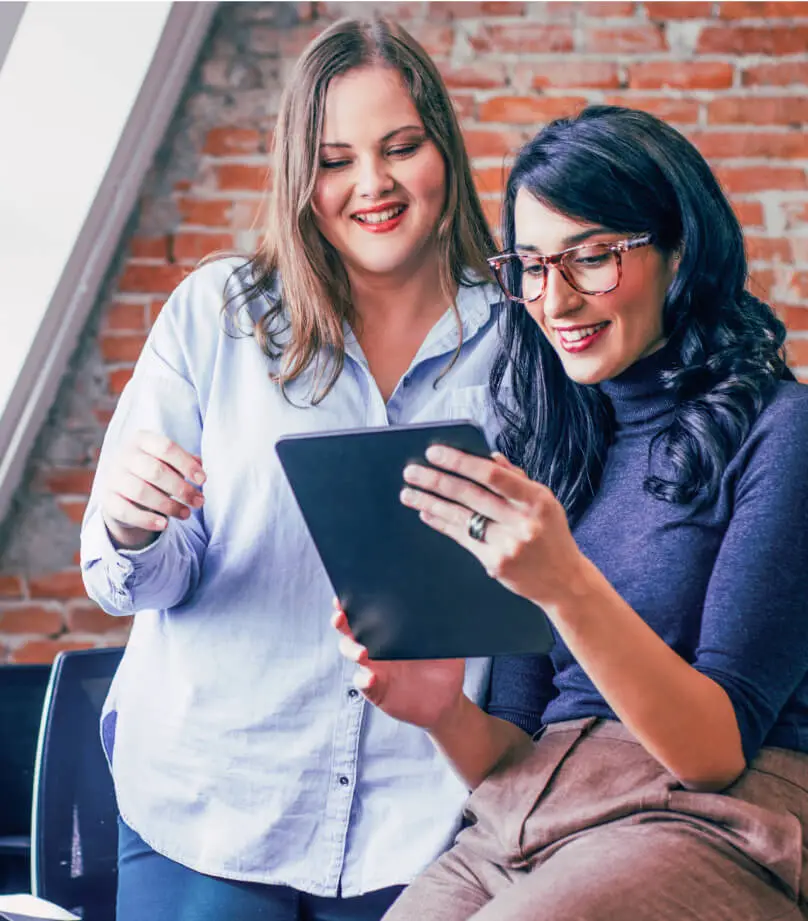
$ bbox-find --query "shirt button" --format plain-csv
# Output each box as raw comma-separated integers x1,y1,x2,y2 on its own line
347,688,360,700
339,775,350,787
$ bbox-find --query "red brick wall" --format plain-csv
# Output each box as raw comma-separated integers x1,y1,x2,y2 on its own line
1,0,807,663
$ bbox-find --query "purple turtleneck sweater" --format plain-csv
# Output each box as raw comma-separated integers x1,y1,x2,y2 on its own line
487,346,808,763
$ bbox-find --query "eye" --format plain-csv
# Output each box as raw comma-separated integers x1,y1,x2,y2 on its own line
387,143,421,158
570,251,611,268
320,158,351,170
517,257,544,278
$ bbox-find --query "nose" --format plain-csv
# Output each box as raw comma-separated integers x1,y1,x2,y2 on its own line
541,265,584,322
356,154,395,199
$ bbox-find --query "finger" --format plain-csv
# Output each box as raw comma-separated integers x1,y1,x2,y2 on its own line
417,509,498,570
103,492,169,532
135,431,206,485
354,666,377,692
331,606,354,639
338,634,369,667
424,445,540,506
492,452,526,476
402,465,520,527
112,470,194,520
127,449,205,509
400,486,487,532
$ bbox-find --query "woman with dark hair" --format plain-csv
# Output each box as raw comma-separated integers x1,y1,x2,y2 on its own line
335,106,808,920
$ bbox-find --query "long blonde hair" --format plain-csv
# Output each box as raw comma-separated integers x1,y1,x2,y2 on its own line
234,16,495,403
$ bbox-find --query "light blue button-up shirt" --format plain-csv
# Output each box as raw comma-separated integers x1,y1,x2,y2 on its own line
80,259,504,896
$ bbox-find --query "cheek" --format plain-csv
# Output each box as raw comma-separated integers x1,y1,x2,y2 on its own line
405,151,447,209
311,176,345,224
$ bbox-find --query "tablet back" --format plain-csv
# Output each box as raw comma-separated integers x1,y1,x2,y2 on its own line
276,421,554,660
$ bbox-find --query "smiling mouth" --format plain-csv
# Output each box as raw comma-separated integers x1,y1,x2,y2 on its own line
352,205,407,225
557,322,609,343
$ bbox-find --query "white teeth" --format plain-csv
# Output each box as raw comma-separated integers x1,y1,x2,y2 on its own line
559,323,607,343
354,206,405,224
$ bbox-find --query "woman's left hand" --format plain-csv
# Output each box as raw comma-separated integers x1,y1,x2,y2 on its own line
401,447,584,611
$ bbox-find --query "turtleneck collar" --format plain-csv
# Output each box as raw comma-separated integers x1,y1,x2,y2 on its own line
597,339,679,427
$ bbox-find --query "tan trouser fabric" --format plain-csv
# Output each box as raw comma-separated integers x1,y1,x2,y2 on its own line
384,718,808,921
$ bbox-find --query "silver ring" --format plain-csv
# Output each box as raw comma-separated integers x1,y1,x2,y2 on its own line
468,512,490,543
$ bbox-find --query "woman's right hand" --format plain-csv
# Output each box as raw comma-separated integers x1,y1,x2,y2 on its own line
332,601,466,731
100,431,206,550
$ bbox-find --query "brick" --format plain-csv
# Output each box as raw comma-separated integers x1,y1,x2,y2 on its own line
177,197,232,227
0,576,24,598
582,2,637,15
430,2,527,17
66,604,133,635
628,61,733,90
469,23,574,53
718,1,808,18
36,467,95,495
481,197,503,230
744,236,792,262
479,95,588,124
406,24,455,57
516,61,621,90
108,368,134,395
732,200,765,232
29,571,88,600
784,306,808,331
149,300,165,325
698,25,808,54
452,93,476,120
583,25,667,53
644,1,713,17
603,95,700,124
742,62,808,87
708,97,808,126
173,232,235,263
99,334,148,363
783,201,808,229
103,302,147,332
215,163,272,193
789,237,808,263
748,269,775,300
439,63,508,90
691,131,808,160
118,263,187,295
463,128,525,159
56,499,88,525
715,166,807,194
11,639,95,665
473,166,508,197
789,272,808,299
94,408,114,427
0,606,63,635
788,339,808,366
130,236,169,260
203,127,261,156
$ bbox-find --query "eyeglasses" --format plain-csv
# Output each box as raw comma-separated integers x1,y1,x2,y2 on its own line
487,233,654,304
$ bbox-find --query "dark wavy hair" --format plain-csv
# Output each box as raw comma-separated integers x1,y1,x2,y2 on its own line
491,105,790,522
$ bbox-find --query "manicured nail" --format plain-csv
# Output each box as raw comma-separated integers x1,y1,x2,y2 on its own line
426,446,446,463
193,471,206,485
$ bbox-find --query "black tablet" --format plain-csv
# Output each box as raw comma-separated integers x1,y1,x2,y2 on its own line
275,421,554,661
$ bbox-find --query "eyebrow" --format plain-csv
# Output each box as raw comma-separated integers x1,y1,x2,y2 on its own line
515,227,613,253
319,125,425,150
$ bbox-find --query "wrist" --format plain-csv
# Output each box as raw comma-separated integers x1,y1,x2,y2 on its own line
103,514,160,551
430,692,473,742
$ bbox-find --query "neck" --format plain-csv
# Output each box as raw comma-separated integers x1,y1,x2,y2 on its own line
347,249,452,330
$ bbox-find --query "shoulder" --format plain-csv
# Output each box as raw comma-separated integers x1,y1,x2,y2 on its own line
728,379,808,488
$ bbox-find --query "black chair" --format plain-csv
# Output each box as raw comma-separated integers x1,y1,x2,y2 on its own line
31,647,124,921
0,663,51,894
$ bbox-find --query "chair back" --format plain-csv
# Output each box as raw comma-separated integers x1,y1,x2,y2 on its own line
31,647,123,921
0,663,51,892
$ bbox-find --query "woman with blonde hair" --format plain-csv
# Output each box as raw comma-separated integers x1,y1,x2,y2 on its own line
80,16,500,921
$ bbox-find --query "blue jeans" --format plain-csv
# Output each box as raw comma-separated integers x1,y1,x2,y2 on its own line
117,819,404,921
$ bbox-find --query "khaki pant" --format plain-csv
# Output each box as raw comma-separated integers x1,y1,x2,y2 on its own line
384,718,808,921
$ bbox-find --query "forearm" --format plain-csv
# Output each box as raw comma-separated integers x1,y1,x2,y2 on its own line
546,556,745,791
429,693,533,790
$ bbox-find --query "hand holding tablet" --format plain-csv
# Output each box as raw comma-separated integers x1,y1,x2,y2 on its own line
276,421,554,660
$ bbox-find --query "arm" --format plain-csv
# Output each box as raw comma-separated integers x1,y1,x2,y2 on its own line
401,438,808,792
81,278,210,615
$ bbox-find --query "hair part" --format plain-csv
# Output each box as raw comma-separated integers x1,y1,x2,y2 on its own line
223,16,495,403
491,105,789,520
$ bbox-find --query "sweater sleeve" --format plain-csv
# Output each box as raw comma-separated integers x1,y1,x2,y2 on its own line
691,384,808,763
485,651,557,736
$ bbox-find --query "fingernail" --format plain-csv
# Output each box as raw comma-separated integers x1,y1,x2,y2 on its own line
426,446,445,462
154,518,166,530
193,471,206,485
400,488,414,504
